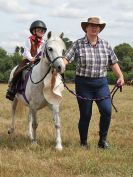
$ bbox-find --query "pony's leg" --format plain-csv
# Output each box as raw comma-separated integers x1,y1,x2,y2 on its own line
28,111,33,140
51,105,63,150
28,109,38,143
8,97,18,134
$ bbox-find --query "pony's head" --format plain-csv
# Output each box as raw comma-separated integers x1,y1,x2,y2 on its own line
44,31,66,73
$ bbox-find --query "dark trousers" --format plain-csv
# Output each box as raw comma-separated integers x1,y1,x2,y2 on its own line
12,59,30,83
75,76,112,143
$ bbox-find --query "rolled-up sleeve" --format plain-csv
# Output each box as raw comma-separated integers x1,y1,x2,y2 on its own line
108,45,118,65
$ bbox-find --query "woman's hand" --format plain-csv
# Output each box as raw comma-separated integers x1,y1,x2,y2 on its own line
32,57,36,63
63,58,69,65
111,63,125,86
117,76,125,86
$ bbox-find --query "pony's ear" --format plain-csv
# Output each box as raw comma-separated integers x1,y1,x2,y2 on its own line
59,32,64,39
47,31,52,39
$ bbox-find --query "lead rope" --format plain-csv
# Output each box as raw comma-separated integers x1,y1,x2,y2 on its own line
62,78,122,112
110,84,122,112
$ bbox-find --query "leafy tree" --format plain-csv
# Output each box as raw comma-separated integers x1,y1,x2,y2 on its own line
114,43,133,61
62,37,76,71
114,43,133,73
11,53,22,66
0,46,23,82
0,47,7,58
120,56,133,72
63,37,73,50
15,46,20,53
20,47,24,55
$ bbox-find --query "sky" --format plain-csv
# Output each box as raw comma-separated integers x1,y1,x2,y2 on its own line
0,0,133,54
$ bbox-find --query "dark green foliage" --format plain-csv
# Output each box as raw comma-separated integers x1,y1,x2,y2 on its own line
0,41,133,83
0,47,7,58
66,60,76,71
15,46,24,55
63,37,73,50
0,47,23,82
64,70,75,82
107,71,117,84
114,43,133,72
125,71,133,81
114,43,133,61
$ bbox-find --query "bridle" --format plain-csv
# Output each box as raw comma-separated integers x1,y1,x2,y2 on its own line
45,48,64,66
29,43,64,84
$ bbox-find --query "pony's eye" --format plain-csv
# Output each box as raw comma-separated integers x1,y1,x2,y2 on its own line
48,47,53,52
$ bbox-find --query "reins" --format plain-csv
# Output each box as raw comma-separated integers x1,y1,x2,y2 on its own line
30,65,51,84
110,84,122,112
62,78,122,112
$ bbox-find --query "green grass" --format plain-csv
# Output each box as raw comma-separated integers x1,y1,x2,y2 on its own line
0,84,133,177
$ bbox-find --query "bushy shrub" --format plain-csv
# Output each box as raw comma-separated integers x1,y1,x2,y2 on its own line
125,71,133,82
64,70,75,82
107,72,117,84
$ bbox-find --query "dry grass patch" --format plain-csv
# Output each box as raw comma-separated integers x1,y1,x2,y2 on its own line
0,84,133,177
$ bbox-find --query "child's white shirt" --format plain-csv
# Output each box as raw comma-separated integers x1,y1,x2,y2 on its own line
22,37,45,61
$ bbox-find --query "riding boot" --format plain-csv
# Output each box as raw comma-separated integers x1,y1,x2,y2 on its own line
98,136,110,149
6,81,17,101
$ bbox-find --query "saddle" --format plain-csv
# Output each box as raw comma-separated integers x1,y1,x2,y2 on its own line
6,59,38,101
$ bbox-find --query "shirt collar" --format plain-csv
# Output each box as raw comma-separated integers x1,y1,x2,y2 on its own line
84,35,101,44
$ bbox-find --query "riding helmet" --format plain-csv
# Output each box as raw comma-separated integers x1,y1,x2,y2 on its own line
30,20,47,34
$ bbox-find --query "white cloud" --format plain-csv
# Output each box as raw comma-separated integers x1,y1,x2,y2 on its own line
122,12,133,21
28,0,56,6
0,30,29,53
115,0,133,10
0,0,26,13
49,3,87,18
66,0,93,9
16,13,39,22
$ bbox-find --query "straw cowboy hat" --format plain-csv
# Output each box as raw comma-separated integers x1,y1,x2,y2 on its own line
81,16,106,33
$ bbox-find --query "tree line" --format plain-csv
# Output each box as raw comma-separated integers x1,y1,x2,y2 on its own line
0,38,133,84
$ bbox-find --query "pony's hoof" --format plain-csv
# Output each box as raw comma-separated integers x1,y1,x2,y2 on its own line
55,145,63,151
30,141,39,149
31,140,38,146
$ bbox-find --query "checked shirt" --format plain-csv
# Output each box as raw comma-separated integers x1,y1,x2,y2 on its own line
65,35,118,78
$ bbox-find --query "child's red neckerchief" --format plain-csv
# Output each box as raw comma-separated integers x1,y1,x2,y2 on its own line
29,35,43,48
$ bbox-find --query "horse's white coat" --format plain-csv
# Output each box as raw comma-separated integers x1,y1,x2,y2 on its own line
8,32,66,150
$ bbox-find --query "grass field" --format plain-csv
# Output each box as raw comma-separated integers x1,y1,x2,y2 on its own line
0,84,133,177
